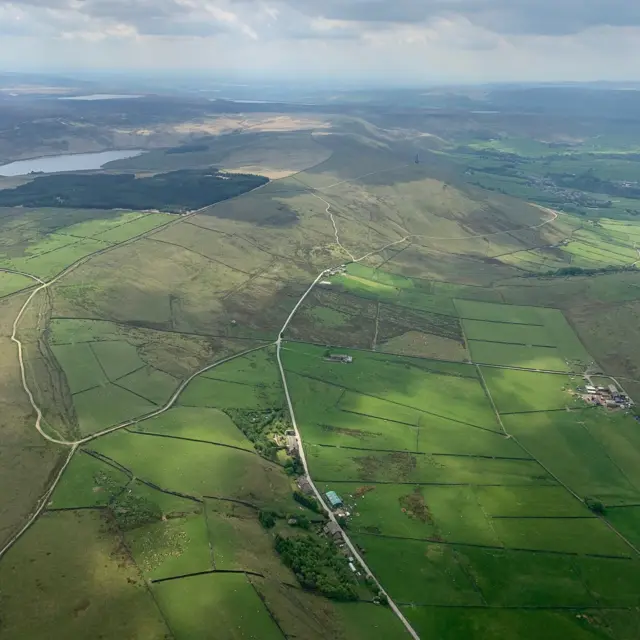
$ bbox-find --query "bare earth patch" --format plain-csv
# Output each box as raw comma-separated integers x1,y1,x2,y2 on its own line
174,115,331,136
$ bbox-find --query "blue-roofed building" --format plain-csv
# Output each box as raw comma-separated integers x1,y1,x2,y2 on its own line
325,491,343,508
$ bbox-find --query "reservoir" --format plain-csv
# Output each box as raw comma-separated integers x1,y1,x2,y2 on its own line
0,150,144,177
59,94,143,101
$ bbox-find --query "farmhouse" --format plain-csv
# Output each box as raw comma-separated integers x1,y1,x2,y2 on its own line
296,476,314,495
323,521,342,539
325,354,353,364
325,490,343,508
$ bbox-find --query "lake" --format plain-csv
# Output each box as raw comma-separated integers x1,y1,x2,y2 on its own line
59,94,143,101
0,150,144,177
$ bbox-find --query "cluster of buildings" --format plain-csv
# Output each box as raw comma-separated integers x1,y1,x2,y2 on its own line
579,381,634,409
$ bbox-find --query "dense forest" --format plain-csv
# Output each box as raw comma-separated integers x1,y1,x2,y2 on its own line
0,169,268,212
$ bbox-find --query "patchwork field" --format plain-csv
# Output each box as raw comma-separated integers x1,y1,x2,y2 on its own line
4,121,640,640
283,296,640,638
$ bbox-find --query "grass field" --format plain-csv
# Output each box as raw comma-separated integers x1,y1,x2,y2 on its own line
88,429,295,510
481,368,578,413
0,270,33,297
48,450,130,508
283,342,498,429
117,366,179,404
133,407,254,450
332,265,458,317
0,510,170,639
51,342,108,393
468,341,569,371
457,299,592,369
152,572,284,640
251,578,410,640
205,505,295,582
73,383,157,435
502,410,640,503
403,607,608,640
127,509,212,581
307,445,550,486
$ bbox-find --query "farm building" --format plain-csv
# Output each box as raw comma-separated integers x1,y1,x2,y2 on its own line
296,476,314,495
323,521,341,539
325,354,353,364
286,435,298,455
609,384,619,396
326,491,343,508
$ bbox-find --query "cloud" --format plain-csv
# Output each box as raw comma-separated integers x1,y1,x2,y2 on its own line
2,0,640,83
273,0,640,36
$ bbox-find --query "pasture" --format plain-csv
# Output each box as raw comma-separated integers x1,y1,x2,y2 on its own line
0,510,170,639
404,606,609,640
152,572,284,640
48,450,129,508
480,368,577,413
133,407,255,450
282,342,498,429
0,270,33,297
127,508,211,581
502,410,640,503
205,505,295,582
87,429,295,510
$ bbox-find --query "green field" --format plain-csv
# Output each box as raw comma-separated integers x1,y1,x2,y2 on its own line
152,572,284,640
88,429,295,509
404,607,608,640
283,342,498,429
0,270,33,297
205,505,295,582
51,342,108,393
468,341,569,371
0,510,170,639
457,300,592,368
74,383,157,435
48,450,130,508
502,410,640,503
133,407,254,451
481,368,578,413
127,509,211,581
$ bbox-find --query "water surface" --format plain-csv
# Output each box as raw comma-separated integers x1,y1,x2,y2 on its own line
0,149,144,177
59,94,143,101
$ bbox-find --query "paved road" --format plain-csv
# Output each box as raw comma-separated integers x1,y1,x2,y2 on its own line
275,278,421,640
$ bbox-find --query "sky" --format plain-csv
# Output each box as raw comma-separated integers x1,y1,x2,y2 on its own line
2,0,640,83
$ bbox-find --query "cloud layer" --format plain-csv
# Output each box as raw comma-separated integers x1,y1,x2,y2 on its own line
2,0,640,82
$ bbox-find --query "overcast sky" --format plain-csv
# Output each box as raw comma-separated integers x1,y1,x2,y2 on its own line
2,0,640,83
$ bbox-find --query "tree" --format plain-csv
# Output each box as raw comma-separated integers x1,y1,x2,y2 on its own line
585,497,606,515
293,490,321,513
259,510,277,529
